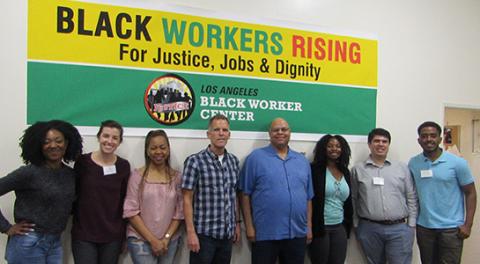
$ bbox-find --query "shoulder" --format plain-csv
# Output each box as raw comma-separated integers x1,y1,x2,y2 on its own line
408,153,424,165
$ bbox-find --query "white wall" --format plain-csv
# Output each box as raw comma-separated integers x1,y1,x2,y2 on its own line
1,0,480,263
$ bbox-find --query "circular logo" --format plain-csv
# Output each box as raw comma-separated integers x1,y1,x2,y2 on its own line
144,74,195,125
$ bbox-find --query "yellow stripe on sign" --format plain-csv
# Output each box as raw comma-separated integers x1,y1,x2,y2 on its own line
28,0,377,87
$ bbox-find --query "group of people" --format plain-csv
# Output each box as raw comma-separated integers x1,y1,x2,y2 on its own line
0,116,476,264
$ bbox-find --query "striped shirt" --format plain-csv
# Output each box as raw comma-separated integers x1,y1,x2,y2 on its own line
182,146,240,239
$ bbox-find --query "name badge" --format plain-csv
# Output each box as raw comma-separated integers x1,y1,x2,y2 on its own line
103,165,117,176
373,177,384,185
420,169,433,178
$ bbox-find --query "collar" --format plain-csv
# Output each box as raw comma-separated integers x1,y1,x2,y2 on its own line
266,144,293,159
206,145,228,160
365,155,391,167
422,148,446,163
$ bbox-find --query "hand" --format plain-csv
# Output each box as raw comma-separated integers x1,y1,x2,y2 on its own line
149,238,167,256
306,228,313,244
187,232,200,253
245,225,256,242
233,223,241,243
458,225,472,239
6,221,35,236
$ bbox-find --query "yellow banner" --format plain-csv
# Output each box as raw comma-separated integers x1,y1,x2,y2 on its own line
28,0,377,86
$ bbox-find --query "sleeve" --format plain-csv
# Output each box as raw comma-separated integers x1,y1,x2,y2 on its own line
456,158,475,186
122,169,142,219
350,166,360,227
239,154,255,194
403,163,418,227
173,171,184,220
181,155,198,190
0,166,31,232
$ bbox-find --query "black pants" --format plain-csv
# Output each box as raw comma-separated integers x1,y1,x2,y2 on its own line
252,237,306,264
309,224,347,264
71,239,122,264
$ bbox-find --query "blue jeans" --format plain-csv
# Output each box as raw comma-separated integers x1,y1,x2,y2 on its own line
127,236,180,264
356,219,414,264
5,232,62,264
189,234,233,264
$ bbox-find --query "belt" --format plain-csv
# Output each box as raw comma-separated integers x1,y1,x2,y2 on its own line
361,217,405,225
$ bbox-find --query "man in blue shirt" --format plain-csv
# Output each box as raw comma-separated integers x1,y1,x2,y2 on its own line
409,121,477,264
240,117,313,264
182,114,241,264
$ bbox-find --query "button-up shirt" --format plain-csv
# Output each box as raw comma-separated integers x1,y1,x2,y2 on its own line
182,146,239,239
351,157,418,227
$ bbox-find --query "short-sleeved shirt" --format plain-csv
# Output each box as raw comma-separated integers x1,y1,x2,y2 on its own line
182,147,240,239
409,151,474,228
240,144,314,241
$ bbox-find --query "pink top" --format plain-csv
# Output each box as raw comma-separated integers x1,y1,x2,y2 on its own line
123,169,184,241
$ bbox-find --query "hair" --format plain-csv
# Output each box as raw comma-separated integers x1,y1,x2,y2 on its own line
20,120,83,166
208,114,229,130
139,130,175,194
417,121,442,136
312,134,351,175
367,128,391,143
96,120,124,143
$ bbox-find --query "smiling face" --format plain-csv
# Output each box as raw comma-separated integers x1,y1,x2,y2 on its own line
326,138,342,161
269,118,291,150
97,127,121,155
207,119,230,154
42,129,68,167
418,126,442,155
368,135,390,160
147,135,170,166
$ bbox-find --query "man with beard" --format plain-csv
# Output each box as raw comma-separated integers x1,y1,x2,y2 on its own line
409,121,477,264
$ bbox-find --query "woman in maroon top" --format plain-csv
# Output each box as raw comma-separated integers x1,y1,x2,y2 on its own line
71,120,131,264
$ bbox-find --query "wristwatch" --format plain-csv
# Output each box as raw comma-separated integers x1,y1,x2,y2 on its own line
164,233,171,239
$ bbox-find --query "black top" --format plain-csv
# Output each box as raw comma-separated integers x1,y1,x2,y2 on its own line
0,164,76,234
311,163,353,238
71,153,130,242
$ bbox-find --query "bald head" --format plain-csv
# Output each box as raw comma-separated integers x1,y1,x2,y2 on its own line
269,118,291,150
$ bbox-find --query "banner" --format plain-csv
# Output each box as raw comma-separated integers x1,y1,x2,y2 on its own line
27,0,378,139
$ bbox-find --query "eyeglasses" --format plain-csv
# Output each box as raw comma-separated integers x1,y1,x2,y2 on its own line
270,127,290,133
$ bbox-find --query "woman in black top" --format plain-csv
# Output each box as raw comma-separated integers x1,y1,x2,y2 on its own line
0,120,82,263
310,135,353,264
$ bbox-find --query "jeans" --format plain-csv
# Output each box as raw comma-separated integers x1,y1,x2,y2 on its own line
5,232,62,264
71,239,122,264
416,225,463,264
127,236,180,264
189,234,233,264
252,237,307,264
309,224,347,264
356,219,414,264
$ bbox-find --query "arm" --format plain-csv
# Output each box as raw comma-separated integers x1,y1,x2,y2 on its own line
233,194,241,243
459,183,477,239
350,167,359,228
183,189,200,252
241,193,255,242
307,200,312,244
404,167,418,227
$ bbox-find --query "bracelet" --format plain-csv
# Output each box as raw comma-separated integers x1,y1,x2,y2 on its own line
236,220,242,223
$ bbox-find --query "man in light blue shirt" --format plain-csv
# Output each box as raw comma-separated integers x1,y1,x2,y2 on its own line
240,118,313,264
409,121,477,264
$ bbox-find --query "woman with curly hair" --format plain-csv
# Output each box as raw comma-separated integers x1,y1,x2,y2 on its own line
310,135,353,264
71,120,130,264
0,120,83,263
123,130,184,264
